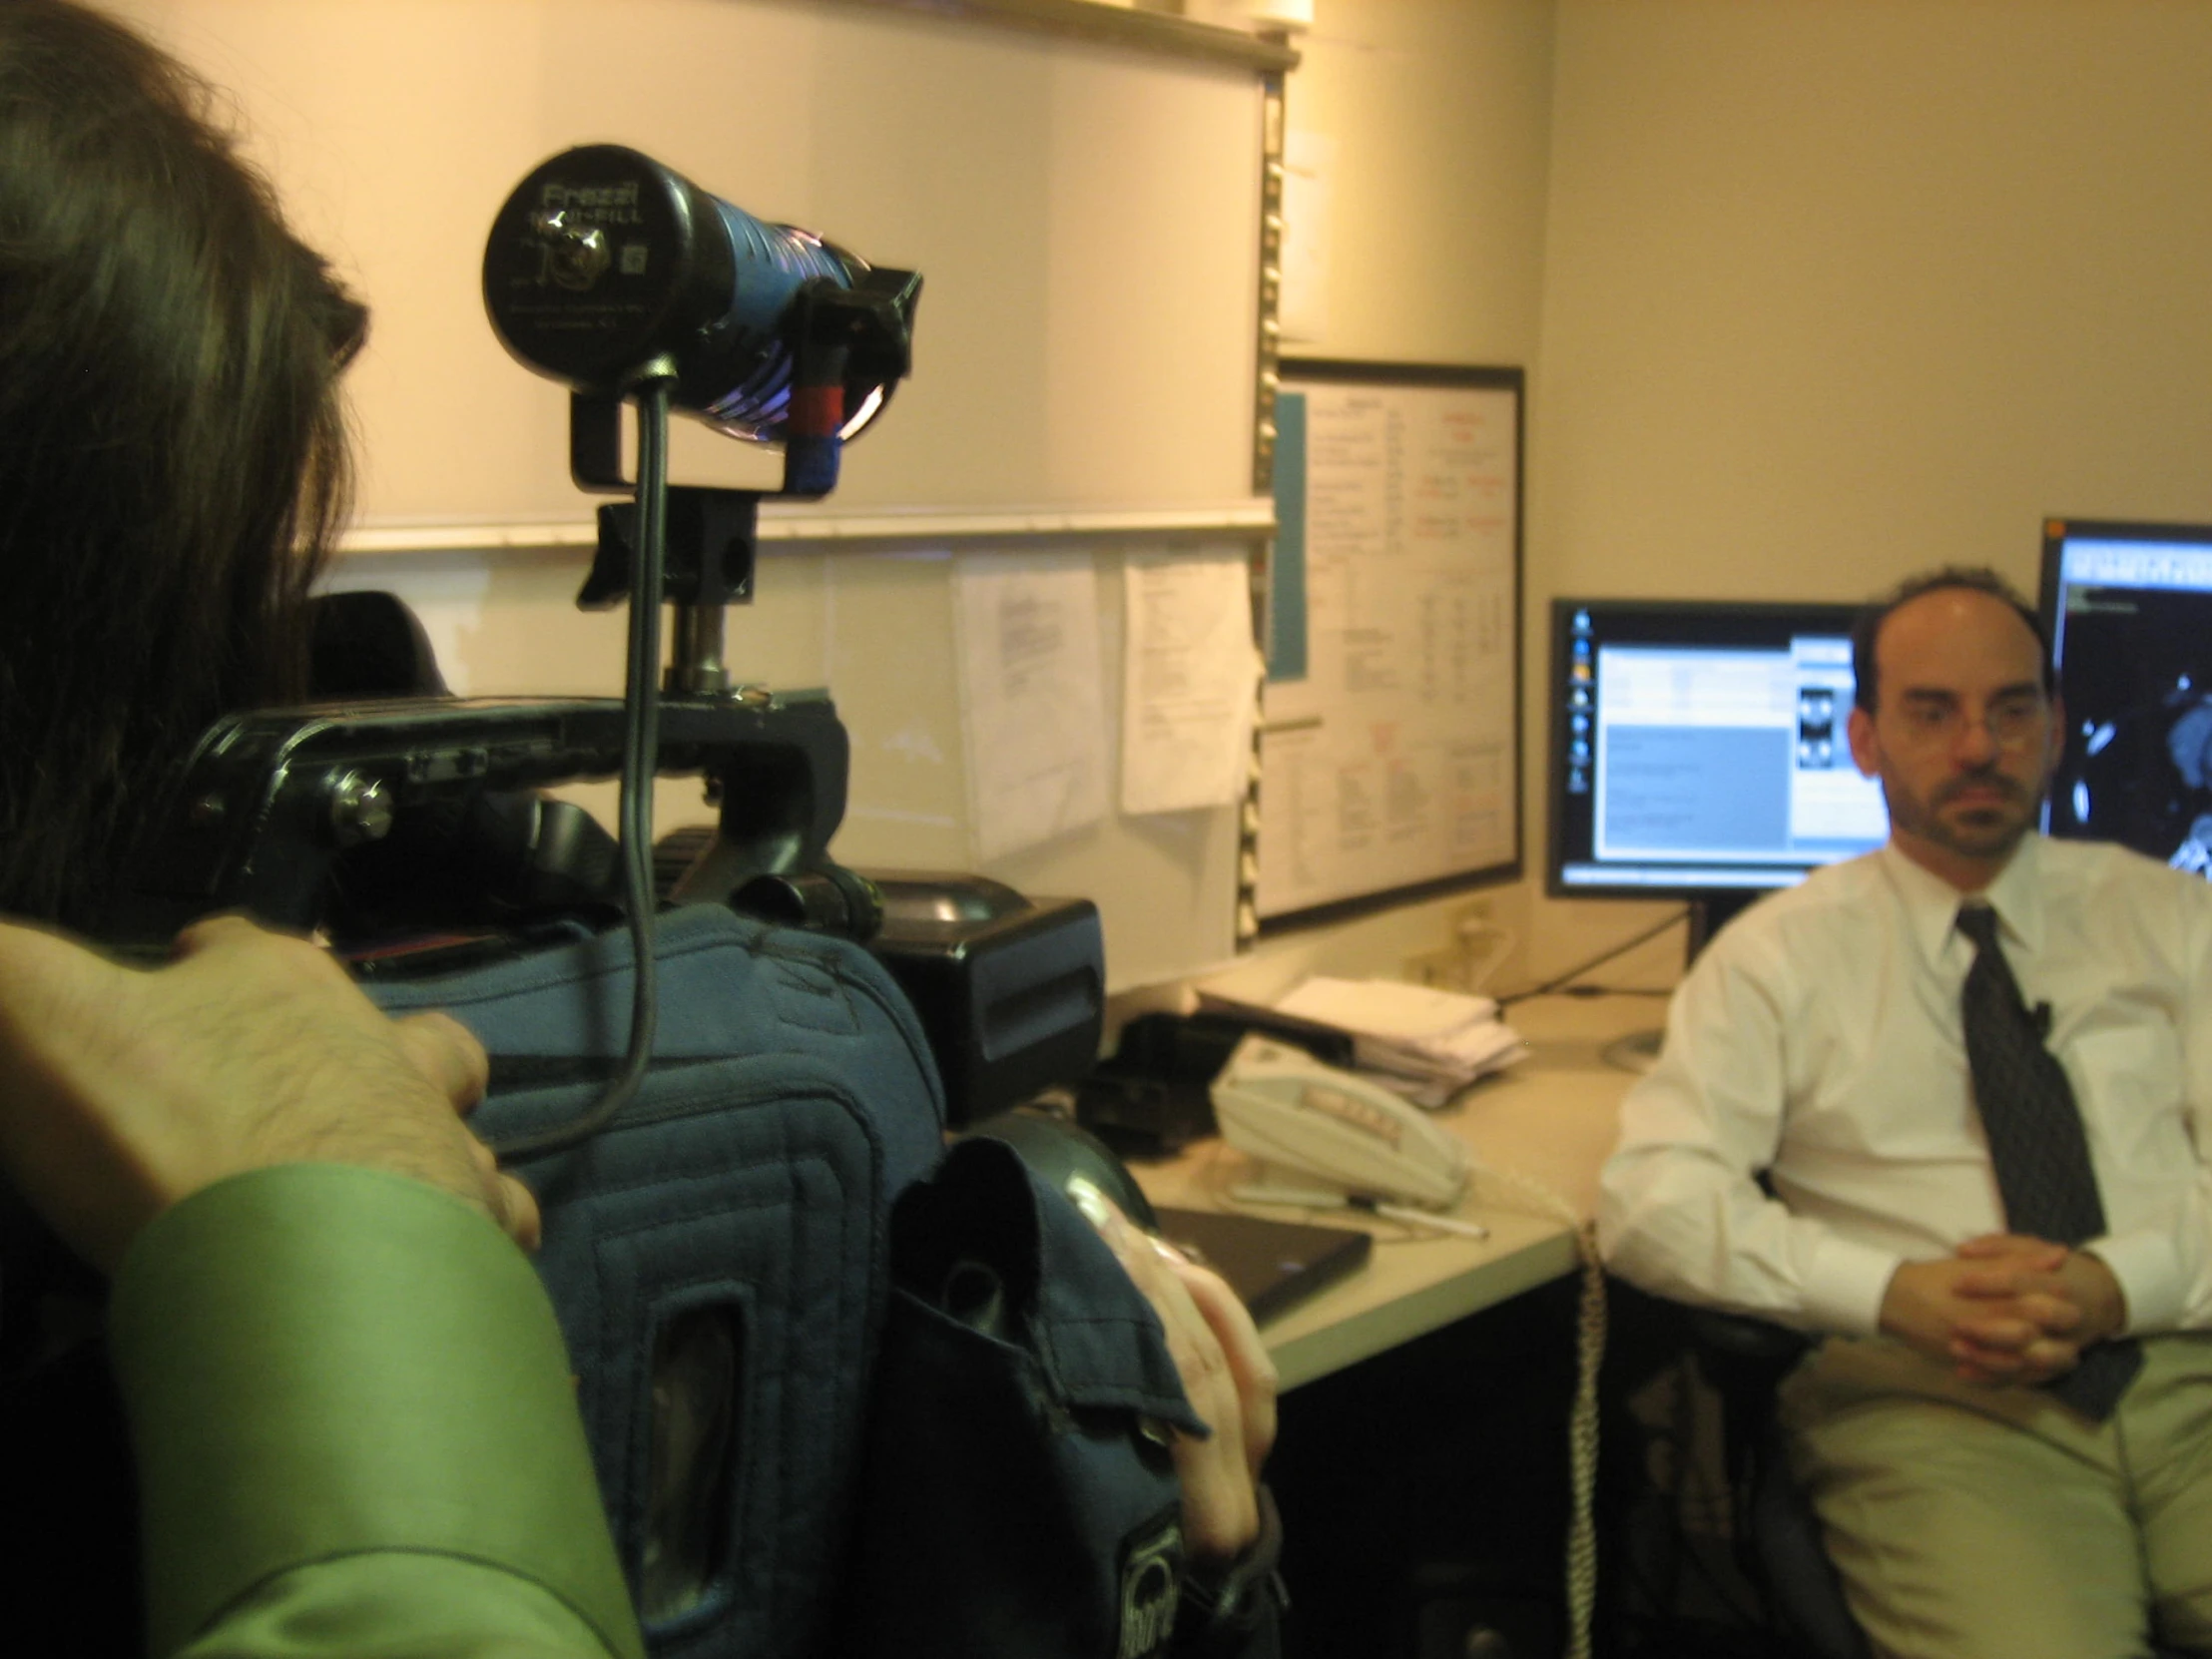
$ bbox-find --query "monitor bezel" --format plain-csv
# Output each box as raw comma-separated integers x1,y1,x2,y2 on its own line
2037,514,2212,631
1544,595,1878,904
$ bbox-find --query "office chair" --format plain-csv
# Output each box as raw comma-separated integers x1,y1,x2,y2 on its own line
1682,1311,1867,1659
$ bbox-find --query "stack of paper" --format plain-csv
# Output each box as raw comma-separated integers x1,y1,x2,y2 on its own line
1203,976,1528,1109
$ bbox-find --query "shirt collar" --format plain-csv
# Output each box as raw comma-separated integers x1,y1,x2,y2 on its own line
1980,831,2045,955
1877,831,2045,967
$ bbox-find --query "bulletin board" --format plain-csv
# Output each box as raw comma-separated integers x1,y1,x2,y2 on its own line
1254,361,1524,931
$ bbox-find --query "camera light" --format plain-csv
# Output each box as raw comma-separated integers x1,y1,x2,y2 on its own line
483,145,919,453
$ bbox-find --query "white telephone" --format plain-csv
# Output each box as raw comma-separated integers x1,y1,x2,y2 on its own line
1209,1034,1469,1210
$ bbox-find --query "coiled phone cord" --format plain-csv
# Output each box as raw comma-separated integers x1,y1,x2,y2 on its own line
1473,1162,1605,1659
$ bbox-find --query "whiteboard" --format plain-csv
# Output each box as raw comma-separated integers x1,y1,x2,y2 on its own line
1255,363,1524,929
126,0,1265,523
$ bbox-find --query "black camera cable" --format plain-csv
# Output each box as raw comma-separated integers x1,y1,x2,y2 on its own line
490,377,672,1160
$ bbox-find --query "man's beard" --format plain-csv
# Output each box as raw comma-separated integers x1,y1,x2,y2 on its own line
1884,768,2041,862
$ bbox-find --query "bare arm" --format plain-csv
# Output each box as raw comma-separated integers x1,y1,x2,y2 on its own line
0,912,533,1270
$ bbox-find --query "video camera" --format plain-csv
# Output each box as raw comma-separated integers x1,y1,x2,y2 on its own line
109,146,1103,1129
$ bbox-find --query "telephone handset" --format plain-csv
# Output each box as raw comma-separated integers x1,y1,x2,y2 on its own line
1209,1035,1470,1210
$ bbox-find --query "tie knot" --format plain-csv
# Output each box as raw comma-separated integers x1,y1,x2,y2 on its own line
1956,904,2002,950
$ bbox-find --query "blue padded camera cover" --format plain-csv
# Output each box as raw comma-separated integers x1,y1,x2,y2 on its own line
841,1135,1204,1659
367,904,946,1659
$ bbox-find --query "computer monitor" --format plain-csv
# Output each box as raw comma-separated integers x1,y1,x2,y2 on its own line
2039,517,2212,875
1545,599,1891,943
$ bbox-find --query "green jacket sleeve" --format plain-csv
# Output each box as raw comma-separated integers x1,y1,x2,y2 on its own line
106,1163,646,1659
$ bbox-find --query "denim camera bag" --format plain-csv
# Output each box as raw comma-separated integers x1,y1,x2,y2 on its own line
841,1134,1208,1659
368,902,946,1659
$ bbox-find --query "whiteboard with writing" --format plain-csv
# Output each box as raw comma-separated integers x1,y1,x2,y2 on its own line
1255,364,1523,927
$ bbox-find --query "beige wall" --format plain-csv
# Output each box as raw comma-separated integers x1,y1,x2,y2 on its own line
1519,0,2212,980
1284,0,1556,366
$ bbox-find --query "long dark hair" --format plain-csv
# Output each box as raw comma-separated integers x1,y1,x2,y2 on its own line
0,0,365,923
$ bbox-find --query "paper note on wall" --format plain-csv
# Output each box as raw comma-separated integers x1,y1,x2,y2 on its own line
1121,553,1261,816
952,551,1110,860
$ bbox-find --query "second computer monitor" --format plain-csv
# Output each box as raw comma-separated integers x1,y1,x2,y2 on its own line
1547,599,1891,904
2040,516,2212,874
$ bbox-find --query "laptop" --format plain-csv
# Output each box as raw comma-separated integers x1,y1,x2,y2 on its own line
1153,1206,1374,1325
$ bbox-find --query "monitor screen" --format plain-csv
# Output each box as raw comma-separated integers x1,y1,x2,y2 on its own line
1546,599,1891,901
2040,517,2212,875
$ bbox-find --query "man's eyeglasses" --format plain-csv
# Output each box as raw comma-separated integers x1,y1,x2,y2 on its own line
1888,691,2049,750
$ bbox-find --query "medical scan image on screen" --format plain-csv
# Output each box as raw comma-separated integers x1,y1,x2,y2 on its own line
2043,522,2212,877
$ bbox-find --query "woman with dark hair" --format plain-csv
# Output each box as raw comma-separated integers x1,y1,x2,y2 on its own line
0,5,643,1656
0,0,363,925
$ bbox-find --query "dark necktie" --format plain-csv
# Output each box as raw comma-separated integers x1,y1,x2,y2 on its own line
1954,903,2141,1419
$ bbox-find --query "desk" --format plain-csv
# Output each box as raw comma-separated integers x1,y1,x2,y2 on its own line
1133,992,1655,1390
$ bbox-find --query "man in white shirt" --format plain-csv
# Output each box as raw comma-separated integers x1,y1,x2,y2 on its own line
1600,569,2212,1659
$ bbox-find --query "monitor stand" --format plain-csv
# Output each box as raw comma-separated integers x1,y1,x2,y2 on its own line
1600,890,1762,1074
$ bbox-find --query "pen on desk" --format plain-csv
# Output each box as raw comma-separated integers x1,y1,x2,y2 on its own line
1354,1197,1490,1242
1231,1181,1490,1242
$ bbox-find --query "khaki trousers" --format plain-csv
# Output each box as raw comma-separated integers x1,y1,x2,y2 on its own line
1779,1334,2212,1659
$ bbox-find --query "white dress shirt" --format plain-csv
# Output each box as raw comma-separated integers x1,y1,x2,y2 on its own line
1598,834,2212,1338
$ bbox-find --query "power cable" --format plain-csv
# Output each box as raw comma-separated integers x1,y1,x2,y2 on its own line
1497,909,1691,1009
